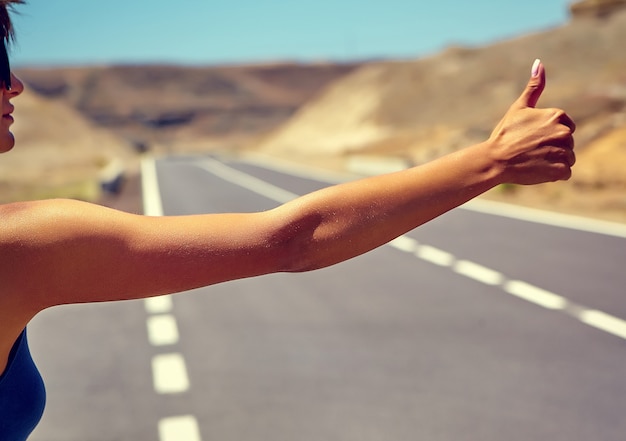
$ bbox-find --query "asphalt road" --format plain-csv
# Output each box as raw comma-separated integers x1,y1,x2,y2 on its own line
27,155,626,441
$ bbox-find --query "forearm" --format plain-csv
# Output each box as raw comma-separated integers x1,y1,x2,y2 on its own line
1,59,574,315
274,141,502,271
270,60,576,272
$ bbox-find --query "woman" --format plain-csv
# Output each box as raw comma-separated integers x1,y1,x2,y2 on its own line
0,1,576,440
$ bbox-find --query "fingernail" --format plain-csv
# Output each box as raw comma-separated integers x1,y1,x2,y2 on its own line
531,59,541,77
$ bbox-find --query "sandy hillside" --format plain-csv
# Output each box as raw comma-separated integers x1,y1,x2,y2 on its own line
4,5,626,223
1,89,135,202
256,10,626,222
15,63,361,151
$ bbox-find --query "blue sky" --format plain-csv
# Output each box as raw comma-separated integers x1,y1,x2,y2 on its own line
10,0,574,67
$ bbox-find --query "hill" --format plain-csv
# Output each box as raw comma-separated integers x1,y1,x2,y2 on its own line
4,89,135,202
7,8,626,223
256,9,626,222
6,62,361,203
15,62,362,152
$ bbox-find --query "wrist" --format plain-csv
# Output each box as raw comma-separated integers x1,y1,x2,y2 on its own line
463,140,507,188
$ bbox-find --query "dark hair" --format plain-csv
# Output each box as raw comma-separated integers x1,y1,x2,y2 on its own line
0,0,23,90
0,0,23,43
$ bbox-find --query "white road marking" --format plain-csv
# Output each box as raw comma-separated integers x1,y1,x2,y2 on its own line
463,199,626,239
388,235,418,253
152,353,190,394
158,415,202,441
141,159,202,439
578,310,626,340
193,156,626,342
454,260,504,286
240,155,626,238
141,155,626,439
504,280,568,310
145,295,174,314
140,157,164,217
147,314,180,346
242,152,355,184
200,158,298,204
415,245,455,267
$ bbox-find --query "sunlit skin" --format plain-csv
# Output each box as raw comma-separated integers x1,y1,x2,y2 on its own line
0,61,575,375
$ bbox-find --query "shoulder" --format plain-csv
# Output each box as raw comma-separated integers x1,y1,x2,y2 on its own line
0,198,85,232
0,200,49,250
0,198,140,241
0,199,141,311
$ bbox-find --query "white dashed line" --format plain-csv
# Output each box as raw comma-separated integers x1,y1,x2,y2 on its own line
147,314,180,346
152,353,191,394
141,156,626,441
189,157,626,344
145,295,174,314
414,238,626,341
503,280,568,310
454,260,504,286
415,245,455,267
389,236,419,253
578,309,626,340
387,233,626,341
158,415,202,441
142,158,202,439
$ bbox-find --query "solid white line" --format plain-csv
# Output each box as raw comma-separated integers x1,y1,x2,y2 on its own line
415,245,455,267
140,157,164,217
158,415,202,441
388,235,418,253
145,295,174,314
504,280,568,310
195,156,626,343
147,314,180,346
462,199,626,238
578,309,626,340
241,153,356,184
454,260,504,286
152,353,190,394
241,156,626,237
199,158,298,204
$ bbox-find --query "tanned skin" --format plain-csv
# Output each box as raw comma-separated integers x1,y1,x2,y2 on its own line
0,61,575,374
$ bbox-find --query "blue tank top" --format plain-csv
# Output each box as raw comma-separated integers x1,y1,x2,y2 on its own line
0,329,46,441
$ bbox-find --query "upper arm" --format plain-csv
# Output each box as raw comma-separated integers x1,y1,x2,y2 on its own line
0,199,296,313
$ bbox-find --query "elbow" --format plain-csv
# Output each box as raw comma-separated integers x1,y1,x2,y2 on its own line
266,208,325,274
282,246,323,273
280,244,326,274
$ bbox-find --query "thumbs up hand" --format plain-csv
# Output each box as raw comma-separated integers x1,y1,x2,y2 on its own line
487,59,576,185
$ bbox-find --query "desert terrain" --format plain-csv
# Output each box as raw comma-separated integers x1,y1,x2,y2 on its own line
5,3,626,223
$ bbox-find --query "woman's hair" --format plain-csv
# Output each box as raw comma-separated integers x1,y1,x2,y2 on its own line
0,0,22,89
0,0,24,42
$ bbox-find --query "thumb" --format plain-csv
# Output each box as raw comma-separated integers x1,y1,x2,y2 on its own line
516,59,545,108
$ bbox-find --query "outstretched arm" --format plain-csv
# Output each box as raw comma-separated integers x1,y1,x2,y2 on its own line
0,60,574,319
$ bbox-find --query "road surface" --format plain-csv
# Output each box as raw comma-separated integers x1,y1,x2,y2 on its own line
28,155,626,441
